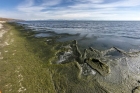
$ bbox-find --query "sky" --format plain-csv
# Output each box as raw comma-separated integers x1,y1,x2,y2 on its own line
0,0,140,20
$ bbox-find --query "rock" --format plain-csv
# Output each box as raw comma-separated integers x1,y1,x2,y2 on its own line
70,40,111,76
132,86,140,93
71,40,83,64
82,49,87,59
85,58,110,76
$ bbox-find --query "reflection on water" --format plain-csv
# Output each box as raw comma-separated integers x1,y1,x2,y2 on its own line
35,33,52,37
78,36,140,51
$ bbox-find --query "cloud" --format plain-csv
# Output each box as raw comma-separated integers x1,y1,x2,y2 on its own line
94,0,140,8
8,0,140,20
69,0,140,9
74,0,104,3
18,0,34,7
42,0,62,6
17,0,43,12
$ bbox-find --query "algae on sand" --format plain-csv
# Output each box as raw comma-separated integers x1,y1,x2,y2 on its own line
48,62,109,93
0,23,110,93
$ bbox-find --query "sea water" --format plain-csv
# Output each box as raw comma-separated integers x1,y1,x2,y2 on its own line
18,21,140,51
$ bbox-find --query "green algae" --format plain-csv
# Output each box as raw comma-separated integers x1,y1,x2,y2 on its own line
0,23,110,93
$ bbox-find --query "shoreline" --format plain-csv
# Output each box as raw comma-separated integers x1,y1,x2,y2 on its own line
0,22,140,93
0,23,106,93
0,23,57,93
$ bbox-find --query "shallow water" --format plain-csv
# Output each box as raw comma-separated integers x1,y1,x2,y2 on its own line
18,21,140,51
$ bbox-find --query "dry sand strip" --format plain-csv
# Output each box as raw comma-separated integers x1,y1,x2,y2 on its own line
0,22,7,92
0,21,10,60
0,21,6,38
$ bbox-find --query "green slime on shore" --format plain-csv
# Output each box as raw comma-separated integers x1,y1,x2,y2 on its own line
3,22,140,93
3,23,109,93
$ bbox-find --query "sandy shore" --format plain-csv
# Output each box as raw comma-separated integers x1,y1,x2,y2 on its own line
0,23,6,38
0,23,7,60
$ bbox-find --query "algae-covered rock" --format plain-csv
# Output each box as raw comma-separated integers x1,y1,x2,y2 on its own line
70,40,110,76
85,58,110,76
56,40,137,76
70,40,83,64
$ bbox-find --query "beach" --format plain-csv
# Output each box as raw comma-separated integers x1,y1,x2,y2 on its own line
0,22,140,93
0,23,99,93
0,22,109,93
0,22,7,59
0,23,51,92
